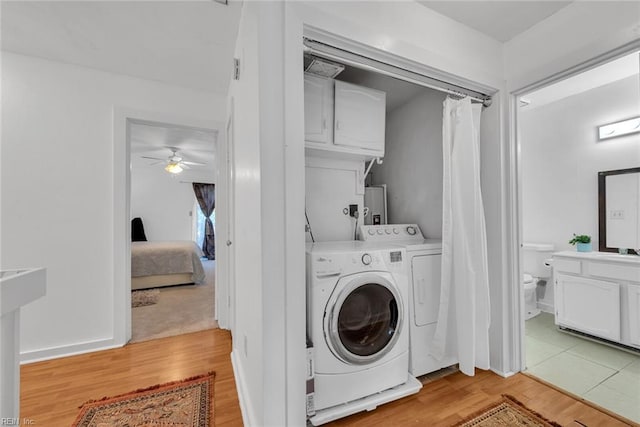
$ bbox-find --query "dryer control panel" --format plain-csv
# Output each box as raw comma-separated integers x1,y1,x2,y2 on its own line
359,224,424,241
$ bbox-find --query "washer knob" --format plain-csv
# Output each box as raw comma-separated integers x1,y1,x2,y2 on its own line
377,229,384,235
361,253,372,265
406,226,417,235
385,228,391,234
393,228,399,234
368,229,376,236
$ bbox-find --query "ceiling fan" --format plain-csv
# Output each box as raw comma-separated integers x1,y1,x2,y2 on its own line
141,147,206,174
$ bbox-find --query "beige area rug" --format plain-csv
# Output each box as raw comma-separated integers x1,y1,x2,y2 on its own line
131,260,218,343
454,395,562,427
131,289,160,307
72,372,214,427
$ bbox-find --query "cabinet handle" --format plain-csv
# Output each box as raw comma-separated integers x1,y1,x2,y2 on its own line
336,120,341,130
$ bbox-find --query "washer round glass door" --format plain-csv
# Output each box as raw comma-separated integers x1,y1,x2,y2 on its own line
326,273,403,365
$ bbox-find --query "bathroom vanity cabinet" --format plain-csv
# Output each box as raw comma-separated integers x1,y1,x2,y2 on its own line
553,251,640,350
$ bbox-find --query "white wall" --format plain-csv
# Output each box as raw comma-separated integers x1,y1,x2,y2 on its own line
227,4,265,424
505,2,640,91
131,166,212,242
0,52,224,361
305,157,364,242
372,88,446,238
522,76,640,251
521,76,640,309
296,2,504,90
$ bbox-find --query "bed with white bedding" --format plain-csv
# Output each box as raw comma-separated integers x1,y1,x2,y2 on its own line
131,241,206,290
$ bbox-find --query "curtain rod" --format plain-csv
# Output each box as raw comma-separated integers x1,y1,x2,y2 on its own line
179,181,215,185
304,38,492,107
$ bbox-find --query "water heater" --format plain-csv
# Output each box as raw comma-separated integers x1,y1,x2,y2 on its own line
364,185,387,225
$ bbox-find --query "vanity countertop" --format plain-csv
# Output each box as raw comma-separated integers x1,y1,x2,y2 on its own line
553,250,640,265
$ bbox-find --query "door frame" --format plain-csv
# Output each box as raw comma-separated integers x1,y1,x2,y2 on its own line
508,40,640,372
113,107,223,345
279,9,502,423
217,97,235,332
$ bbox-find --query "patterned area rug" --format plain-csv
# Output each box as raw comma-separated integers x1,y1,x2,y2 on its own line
455,394,562,427
131,289,160,307
72,372,214,427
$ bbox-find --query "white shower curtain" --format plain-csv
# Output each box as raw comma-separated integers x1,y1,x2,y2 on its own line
430,97,491,376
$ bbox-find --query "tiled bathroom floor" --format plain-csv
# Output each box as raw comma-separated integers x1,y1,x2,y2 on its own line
525,312,640,423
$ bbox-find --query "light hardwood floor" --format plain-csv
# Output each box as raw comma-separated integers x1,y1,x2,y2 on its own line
21,328,242,426
21,329,633,426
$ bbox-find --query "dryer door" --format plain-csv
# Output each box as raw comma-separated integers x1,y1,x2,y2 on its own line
325,272,403,365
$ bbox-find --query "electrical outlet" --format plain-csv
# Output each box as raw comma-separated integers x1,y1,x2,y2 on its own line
610,210,625,220
349,204,358,217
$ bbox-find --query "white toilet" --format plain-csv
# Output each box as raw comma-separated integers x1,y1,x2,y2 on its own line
522,243,554,320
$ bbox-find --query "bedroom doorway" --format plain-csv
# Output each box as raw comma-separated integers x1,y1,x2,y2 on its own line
127,118,220,343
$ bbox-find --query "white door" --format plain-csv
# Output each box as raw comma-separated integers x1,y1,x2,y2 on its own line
555,273,620,341
304,74,333,144
334,80,386,152
411,254,442,326
628,285,640,346
226,99,237,333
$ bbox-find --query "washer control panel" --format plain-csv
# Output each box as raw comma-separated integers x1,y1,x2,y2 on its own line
359,224,424,241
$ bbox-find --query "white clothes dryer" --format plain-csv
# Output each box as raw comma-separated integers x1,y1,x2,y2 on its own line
359,224,457,377
306,241,411,414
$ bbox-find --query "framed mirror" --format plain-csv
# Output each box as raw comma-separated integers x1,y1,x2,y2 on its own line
598,167,640,254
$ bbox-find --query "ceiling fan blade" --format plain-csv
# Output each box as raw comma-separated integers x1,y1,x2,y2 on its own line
182,160,207,166
149,160,165,166
141,156,166,161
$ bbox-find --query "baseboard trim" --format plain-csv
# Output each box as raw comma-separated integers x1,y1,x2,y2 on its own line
20,337,123,364
490,368,516,378
537,302,554,313
231,350,258,427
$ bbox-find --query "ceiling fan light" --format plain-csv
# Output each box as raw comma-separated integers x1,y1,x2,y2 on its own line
165,162,183,174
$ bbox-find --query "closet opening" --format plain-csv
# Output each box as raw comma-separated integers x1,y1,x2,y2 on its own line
303,34,493,106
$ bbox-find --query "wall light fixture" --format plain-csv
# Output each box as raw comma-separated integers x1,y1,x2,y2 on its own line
598,116,640,140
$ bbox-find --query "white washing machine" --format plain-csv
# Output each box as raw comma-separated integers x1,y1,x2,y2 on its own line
359,224,457,377
306,241,416,421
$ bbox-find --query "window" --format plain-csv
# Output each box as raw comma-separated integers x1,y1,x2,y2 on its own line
193,200,215,249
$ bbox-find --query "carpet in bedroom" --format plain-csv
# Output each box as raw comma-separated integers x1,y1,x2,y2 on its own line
131,260,218,343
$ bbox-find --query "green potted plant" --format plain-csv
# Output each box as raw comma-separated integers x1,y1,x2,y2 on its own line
569,234,592,252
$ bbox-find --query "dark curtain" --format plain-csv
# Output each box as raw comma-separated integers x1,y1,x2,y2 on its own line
193,183,215,260
131,217,148,242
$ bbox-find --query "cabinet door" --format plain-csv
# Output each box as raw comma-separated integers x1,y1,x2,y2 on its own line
304,74,333,144
334,80,386,152
555,274,620,341
628,285,640,346
411,254,441,327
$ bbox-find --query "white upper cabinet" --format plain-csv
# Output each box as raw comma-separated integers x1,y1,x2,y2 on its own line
304,74,333,145
334,81,386,153
304,74,386,159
